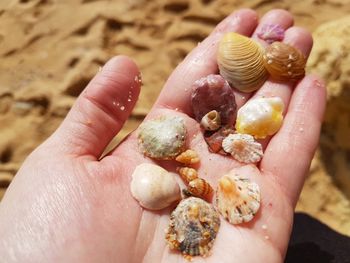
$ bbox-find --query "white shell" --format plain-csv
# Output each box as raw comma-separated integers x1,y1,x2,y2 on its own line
222,134,263,163
130,163,181,210
200,110,221,131
236,97,284,139
216,173,260,224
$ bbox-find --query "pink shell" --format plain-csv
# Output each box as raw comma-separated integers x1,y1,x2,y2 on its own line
257,24,285,44
191,74,237,125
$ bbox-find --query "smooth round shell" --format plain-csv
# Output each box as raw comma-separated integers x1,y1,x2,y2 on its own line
218,32,268,92
191,74,236,125
216,173,260,224
138,115,186,159
165,197,220,257
130,163,181,210
263,42,306,81
200,110,221,131
235,97,284,139
222,133,263,163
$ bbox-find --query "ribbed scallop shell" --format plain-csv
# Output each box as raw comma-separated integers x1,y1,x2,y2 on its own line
263,42,306,81
200,110,221,131
222,134,263,163
236,97,284,139
216,173,260,224
218,32,268,92
166,197,220,257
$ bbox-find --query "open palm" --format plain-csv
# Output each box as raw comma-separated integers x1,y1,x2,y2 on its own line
0,9,326,263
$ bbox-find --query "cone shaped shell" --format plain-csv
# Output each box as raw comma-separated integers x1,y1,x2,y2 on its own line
218,32,268,92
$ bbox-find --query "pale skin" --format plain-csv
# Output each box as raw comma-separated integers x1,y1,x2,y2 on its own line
0,9,326,263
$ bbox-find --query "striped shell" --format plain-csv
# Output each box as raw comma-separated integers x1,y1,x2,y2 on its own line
188,178,213,199
200,110,221,131
166,197,220,257
218,32,268,92
216,173,260,224
222,134,263,163
236,97,284,139
263,42,306,81
177,167,198,184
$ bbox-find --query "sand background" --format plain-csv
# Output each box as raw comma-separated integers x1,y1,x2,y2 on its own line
0,0,350,235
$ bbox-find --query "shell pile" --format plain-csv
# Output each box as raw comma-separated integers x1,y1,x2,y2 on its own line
217,32,268,92
165,197,220,257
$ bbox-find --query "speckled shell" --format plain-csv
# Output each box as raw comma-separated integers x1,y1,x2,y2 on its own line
130,163,181,210
216,173,260,224
177,167,198,184
176,149,200,165
166,197,220,257
191,74,236,125
188,178,213,199
263,42,306,81
218,32,268,92
236,97,284,139
222,134,263,163
138,115,186,160
200,110,221,131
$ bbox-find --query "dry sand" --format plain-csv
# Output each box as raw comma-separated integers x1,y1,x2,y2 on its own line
0,0,350,235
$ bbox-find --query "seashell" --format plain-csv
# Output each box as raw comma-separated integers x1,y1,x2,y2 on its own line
138,115,186,160
200,110,221,131
175,149,200,165
130,163,181,210
217,32,268,92
165,197,220,257
216,173,260,224
236,97,284,139
263,42,306,81
188,178,213,199
222,134,263,163
257,24,285,44
191,74,236,125
204,126,235,154
177,167,198,184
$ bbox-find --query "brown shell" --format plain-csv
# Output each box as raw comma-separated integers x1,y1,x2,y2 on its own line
176,149,200,165
177,167,198,184
263,42,306,81
188,178,213,199
165,197,220,257
218,32,268,92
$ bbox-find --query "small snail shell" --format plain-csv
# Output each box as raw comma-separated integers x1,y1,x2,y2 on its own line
200,110,221,131
218,32,268,92
130,163,181,210
188,178,213,199
177,167,198,184
263,42,306,81
175,149,200,165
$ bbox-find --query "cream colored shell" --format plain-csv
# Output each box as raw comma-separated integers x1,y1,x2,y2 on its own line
216,173,260,224
130,163,181,210
222,133,263,163
236,97,284,139
217,32,268,92
200,110,221,131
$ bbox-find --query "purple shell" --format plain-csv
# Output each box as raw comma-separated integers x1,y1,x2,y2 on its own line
257,24,285,44
191,74,236,125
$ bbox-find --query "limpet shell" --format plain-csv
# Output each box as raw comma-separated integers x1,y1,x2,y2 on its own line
200,110,221,131
222,134,263,163
191,74,236,125
263,42,306,81
138,115,186,160
188,178,213,199
218,32,268,92
176,149,200,165
216,173,260,224
130,163,181,210
257,24,285,44
236,97,284,139
165,197,220,257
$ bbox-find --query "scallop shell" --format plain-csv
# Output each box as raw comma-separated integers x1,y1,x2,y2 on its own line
200,110,221,131
216,173,260,224
188,178,213,199
138,115,186,160
165,197,220,257
130,163,181,210
218,32,268,92
175,149,200,165
191,74,236,125
177,167,198,184
257,24,285,44
263,42,306,81
236,97,284,139
222,134,263,163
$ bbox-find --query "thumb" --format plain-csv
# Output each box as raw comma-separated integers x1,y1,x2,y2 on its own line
51,56,141,158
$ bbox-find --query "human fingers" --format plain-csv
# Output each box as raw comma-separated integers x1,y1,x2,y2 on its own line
50,56,141,158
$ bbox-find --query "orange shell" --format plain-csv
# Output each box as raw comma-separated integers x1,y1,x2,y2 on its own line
188,178,213,199
263,42,306,81
177,167,198,184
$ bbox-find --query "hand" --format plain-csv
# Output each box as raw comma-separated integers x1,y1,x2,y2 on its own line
0,9,326,263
